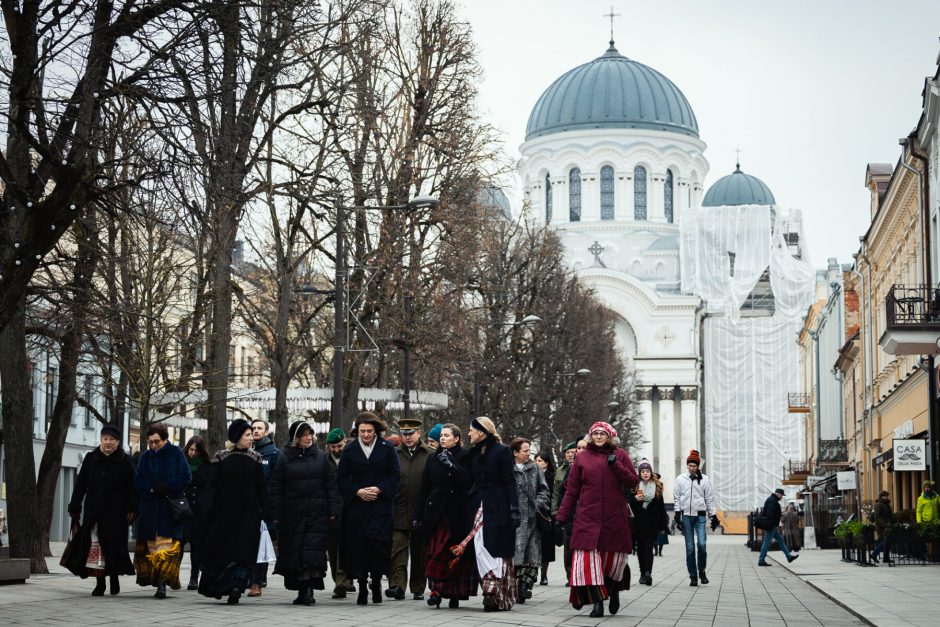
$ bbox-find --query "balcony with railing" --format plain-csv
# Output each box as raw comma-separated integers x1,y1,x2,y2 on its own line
880,284,940,354
818,439,849,465
783,459,811,485
787,393,812,413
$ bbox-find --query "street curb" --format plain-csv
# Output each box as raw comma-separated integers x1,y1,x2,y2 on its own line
769,555,875,626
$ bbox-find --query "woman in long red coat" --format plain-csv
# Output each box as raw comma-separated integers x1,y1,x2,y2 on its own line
556,421,637,618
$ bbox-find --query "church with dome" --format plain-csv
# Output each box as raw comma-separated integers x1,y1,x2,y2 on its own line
518,39,812,515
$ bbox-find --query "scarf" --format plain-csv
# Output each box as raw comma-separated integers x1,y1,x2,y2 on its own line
639,479,656,508
359,437,376,459
187,456,205,475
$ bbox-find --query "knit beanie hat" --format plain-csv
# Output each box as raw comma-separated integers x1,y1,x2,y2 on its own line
686,449,701,465
637,458,653,473
227,418,251,444
427,423,444,442
288,420,307,442
100,424,122,440
326,428,346,445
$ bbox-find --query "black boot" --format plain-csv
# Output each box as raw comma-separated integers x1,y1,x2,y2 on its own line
448,597,459,608
293,586,314,606
590,601,605,617
227,587,241,604
332,585,347,599
357,579,368,605
483,596,498,612
110,575,120,595
92,576,106,596
638,571,650,585
645,571,653,586
187,571,199,591
517,581,527,604
699,570,709,585
371,577,383,604
689,576,698,587
154,580,167,599
609,588,620,615
427,592,442,608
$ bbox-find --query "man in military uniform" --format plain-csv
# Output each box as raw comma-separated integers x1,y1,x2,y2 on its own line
387,417,433,600
325,427,354,599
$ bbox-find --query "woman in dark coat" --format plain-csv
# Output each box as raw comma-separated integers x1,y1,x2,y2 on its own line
269,421,341,605
414,423,474,609
65,425,137,596
182,436,213,590
535,451,555,586
134,422,191,599
336,412,401,605
510,438,549,604
197,419,269,604
464,416,519,612
628,459,668,586
557,421,637,618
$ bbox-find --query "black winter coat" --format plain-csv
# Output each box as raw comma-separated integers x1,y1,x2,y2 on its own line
414,445,472,540
65,447,137,577
269,444,341,588
336,438,400,578
628,484,669,539
762,494,783,528
182,459,213,564
254,436,280,483
467,437,519,559
134,442,191,540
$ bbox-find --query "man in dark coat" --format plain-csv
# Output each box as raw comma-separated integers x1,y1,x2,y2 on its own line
388,417,433,601
65,425,137,596
871,490,894,563
325,428,353,598
337,412,401,605
757,488,798,566
248,419,280,597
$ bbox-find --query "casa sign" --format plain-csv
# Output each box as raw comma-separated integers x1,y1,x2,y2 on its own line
893,439,927,472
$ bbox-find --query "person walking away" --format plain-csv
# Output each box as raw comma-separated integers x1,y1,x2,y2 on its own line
414,424,475,609
672,449,719,587
534,452,556,585
465,417,520,612
246,419,280,597
269,421,341,605
556,421,637,618
134,422,191,599
197,419,269,604
552,441,578,585
325,428,354,598
916,480,940,522
510,439,549,603
65,425,137,596
388,417,433,601
782,503,801,553
337,412,401,606
182,436,213,590
871,491,894,563
757,489,798,566
427,423,443,450
629,459,668,586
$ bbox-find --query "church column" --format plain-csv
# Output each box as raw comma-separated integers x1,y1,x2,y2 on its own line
691,182,704,208
552,175,568,225
679,387,699,458
676,178,690,223
658,387,677,495
636,387,654,463
581,170,599,221
650,172,666,222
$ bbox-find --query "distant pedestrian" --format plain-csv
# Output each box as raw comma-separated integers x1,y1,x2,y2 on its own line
551,442,578,585
870,491,894,563
324,428,354,598
64,425,137,596
757,489,798,567
654,524,669,556
629,459,668,586
534,451,556,585
248,419,279,597
269,421,341,605
133,422,191,599
427,423,443,450
916,481,939,522
337,412,401,606
182,436,212,590
389,418,433,601
556,422,637,618
673,449,719,587
510,438,549,603
197,419,270,604
782,503,801,552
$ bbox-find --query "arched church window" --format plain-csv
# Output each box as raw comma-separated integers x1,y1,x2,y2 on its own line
634,166,647,220
664,170,674,223
545,174,553,223
569,168,581,222
600,166,615,220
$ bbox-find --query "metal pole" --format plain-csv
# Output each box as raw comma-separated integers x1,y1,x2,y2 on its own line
473,372,481,418
332,197,345,432
403,294,411,419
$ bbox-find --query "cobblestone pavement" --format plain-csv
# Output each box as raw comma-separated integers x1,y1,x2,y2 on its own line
0,535,864,626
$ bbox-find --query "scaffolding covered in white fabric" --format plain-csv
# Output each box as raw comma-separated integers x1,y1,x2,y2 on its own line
682,205,815,512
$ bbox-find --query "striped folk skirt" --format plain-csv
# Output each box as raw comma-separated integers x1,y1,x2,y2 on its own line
569,549,629,607
134,537,182,589
425,519,479,600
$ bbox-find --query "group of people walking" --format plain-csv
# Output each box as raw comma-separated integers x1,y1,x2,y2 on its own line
64,413,718,615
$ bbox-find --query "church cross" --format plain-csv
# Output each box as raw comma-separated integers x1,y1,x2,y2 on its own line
588,240,606,268
603,6,622,44
735,147,742,171
656,326,677,348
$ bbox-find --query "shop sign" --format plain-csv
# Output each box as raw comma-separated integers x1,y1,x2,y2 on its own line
893,439,927,471
893,420,913,440
872,449,893,467
836,471,856,490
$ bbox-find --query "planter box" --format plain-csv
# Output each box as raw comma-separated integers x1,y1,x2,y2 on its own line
0,558,30,585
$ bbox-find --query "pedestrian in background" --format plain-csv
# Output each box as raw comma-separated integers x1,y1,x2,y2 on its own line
628,458,667,586
415,423,475,609
871,491,894,563
197,419,269,604
556,421,636,618
510,438,549,603
65,425,137,596
324,428,354,598
782,503,801,553
551,441,578,585
389,417,433,601
182,435,212,590
134,422,191,599
534,451,556,585
269,421,341,606
427,423,443,450
337,412,401,606
248,419,280,597
673,449,719,587
916,480,939,522
757,489,798,567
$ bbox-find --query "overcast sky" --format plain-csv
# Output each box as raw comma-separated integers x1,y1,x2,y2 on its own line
459,0,940,266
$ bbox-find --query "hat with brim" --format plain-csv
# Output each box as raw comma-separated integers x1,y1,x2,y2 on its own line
398,418,422,436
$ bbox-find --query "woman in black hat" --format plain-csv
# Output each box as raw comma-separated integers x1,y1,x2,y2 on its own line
197,419,270,604
269,422,341,605
65,425,138,596
336,412,401,605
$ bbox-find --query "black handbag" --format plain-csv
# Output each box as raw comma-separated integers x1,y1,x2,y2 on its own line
149,455,193,522
753,515,771,530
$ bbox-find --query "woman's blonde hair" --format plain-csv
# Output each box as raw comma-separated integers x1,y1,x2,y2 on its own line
471,416,501,443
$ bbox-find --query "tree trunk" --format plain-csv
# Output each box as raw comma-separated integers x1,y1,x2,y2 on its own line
0,296,48,573
205,212,236,454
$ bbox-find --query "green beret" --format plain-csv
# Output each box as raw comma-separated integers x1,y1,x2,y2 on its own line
563,441,578,452
326,428,346,444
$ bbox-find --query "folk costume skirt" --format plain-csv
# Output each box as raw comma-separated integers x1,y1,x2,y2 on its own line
134,537,182,589
569,549,628,607
472,507,516,610
425,519,479,600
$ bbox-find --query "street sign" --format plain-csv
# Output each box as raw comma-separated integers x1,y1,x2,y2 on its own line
893,439,927,471
836,471,856,490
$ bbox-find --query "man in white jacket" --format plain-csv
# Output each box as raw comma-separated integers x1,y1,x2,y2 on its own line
672,449,719,587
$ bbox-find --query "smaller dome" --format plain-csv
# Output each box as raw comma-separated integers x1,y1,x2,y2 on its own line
647,235,678,251
477,183,512,221
702,164,776,207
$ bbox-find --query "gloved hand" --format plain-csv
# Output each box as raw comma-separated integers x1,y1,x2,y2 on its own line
510,509,521,529
437,451,453,467
710,514,721,531
674,511,684,533
607,454,616,465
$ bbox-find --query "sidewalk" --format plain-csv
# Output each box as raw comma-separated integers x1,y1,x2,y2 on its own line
769,547,939,626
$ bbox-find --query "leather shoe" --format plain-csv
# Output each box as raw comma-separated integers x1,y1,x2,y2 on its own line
757,561,771,567
589,601,605,617
413,593,424,601
247,584,262,597
698,571,709,585
787,554,799,564
689,576,698,587
385,585,405,600
332,586,346,599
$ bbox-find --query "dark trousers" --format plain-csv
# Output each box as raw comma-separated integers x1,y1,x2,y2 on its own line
635,535,655,573
251,562,267,587
390,530,426,595
327,527,350,587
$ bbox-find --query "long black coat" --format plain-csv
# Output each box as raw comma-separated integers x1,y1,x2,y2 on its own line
182,460,213,566
269,444,341,589
134,442,191,540
197,449,269,598
414,445,472,541
336,438,400,578
65,447,137,577
467,438,519,559
628,483,669,539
